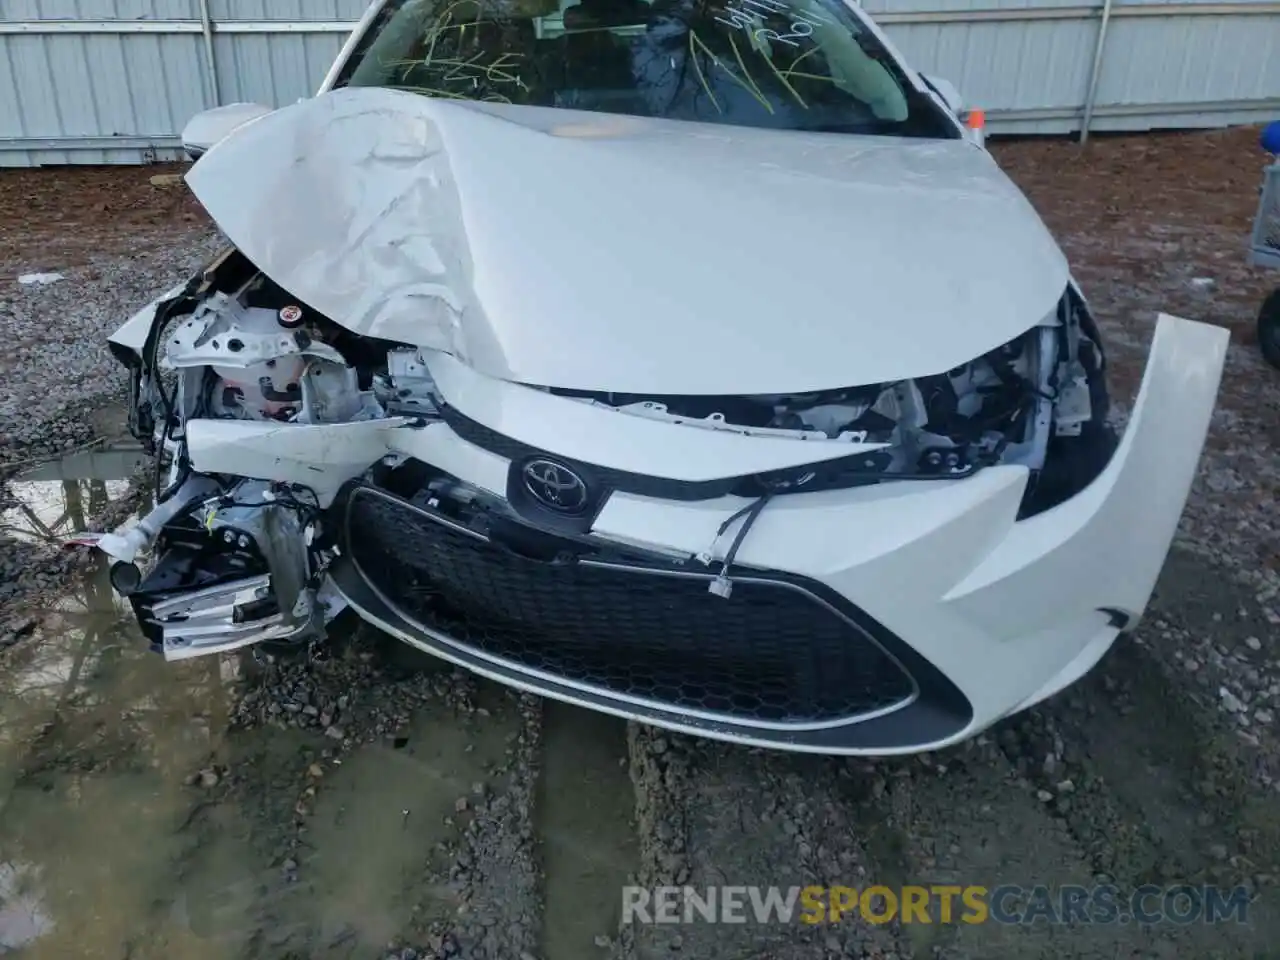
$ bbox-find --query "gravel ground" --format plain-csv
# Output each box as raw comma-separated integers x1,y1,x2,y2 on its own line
0,164,216,470
1,125,1279,960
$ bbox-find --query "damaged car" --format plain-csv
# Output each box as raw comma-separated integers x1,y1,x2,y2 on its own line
88,0,1228,754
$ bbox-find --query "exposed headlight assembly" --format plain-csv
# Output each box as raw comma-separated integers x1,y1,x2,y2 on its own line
735,286,1116,516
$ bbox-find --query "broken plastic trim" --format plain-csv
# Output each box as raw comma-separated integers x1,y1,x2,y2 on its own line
441,403,975,504
1016,287,1117,519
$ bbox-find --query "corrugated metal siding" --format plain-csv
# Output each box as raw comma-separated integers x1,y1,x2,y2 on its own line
208,0,370,18
1092,14,1280,109
886,19,1101,128
210,32,348,106
870,1,1280,134
0,0,199,18
2,0,1279,165
863,0,1093,12
0,30,207,164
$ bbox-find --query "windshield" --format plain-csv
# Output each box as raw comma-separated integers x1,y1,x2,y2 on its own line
333,0,958,138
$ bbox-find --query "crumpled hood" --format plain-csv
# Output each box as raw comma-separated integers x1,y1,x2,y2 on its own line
186,86,1069,395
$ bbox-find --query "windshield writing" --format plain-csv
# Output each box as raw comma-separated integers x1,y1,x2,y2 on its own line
334,0,956,138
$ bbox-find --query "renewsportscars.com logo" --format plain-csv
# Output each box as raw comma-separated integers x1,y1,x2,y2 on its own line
622,884,1253,926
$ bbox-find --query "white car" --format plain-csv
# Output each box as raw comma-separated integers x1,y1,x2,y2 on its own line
94,0,1227,754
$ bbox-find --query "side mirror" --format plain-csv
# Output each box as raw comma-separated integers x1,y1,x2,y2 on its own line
920,74,963,116
181,103,274,160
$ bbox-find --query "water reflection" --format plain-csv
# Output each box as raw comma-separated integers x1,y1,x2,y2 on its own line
0,443,499,958
0,860,54,950
0,592,243,957
1,445,148,545
0,446,243,958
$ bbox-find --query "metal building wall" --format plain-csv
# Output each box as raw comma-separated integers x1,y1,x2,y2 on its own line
0,0,365,165
865,0,1280,135
1,0,1278,165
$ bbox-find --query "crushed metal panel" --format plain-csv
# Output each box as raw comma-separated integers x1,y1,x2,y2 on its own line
185,86,1071,395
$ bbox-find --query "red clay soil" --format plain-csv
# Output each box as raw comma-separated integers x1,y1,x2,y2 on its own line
996,124,1274,345
0,162,208,274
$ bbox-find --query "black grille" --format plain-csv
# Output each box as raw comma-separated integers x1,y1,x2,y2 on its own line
345,485,916,726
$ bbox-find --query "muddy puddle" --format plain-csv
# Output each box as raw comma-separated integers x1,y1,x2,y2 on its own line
0,450,640,959
2,447,147,544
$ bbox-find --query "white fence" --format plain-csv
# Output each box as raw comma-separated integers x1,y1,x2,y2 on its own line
2,0,1279,165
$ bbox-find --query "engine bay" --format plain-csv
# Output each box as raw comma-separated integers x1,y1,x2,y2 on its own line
156,266,436,431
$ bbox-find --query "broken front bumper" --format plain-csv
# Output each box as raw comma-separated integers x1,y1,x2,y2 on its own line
334,313,1228,754
98,312,1225,754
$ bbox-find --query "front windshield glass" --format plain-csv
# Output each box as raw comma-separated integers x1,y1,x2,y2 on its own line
333,0,958,138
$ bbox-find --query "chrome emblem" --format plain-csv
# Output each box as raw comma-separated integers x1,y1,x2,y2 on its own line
522,459,589,513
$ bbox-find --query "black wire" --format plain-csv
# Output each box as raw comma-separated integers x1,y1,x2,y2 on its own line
154,408,173,499
144,279,200,496
154,376,187,501
146,285,196,433
715,496,760,538
710,490,778,596
719,491,773,576
158,442,193,504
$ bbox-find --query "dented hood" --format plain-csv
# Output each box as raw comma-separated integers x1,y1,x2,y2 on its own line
186,87,1069,395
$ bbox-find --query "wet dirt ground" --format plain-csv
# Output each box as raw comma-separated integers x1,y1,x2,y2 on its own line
3,124,1280,960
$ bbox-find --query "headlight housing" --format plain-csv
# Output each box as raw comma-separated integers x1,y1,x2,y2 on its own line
733,286,1116,515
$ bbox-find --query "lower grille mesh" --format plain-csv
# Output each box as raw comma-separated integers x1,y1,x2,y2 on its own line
346,486,916,725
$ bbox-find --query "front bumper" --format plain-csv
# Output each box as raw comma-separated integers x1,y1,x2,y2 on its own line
347,313,1227,754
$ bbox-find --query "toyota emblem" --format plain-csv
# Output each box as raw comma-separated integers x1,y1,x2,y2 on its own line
522,459,590,513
